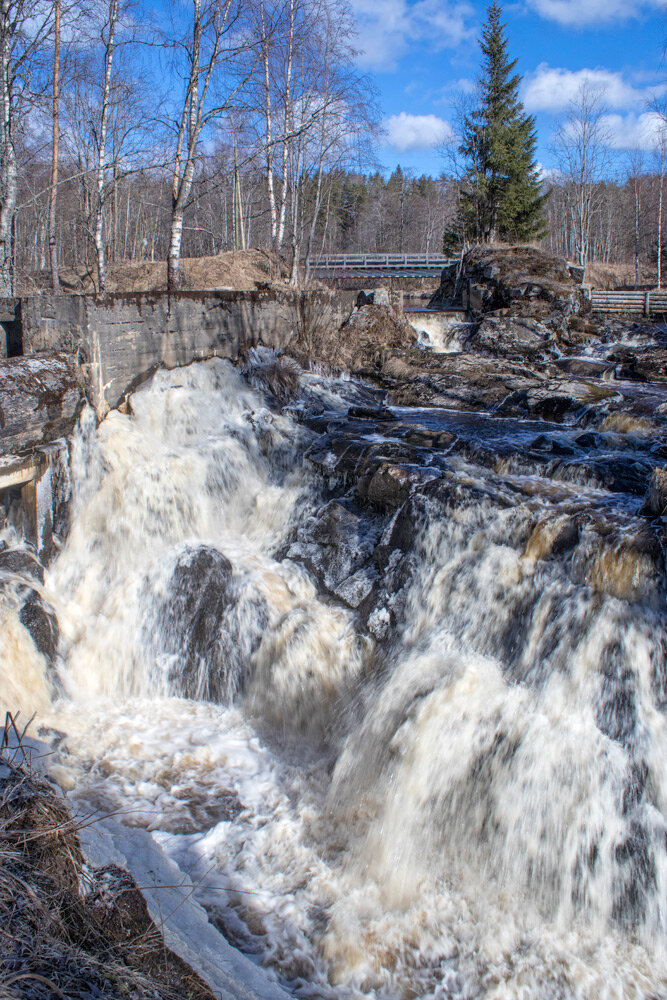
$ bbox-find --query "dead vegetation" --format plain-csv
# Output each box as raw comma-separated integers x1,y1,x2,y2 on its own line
287,300,418,375
17,249,290,296
0,714,215,1000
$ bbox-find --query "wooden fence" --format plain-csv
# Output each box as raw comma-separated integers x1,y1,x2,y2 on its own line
590,289,667,316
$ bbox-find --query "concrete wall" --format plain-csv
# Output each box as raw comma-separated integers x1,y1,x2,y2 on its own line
22,288,352,413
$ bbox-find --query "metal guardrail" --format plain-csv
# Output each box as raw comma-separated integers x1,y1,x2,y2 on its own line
591,289,667,315
309,253,452,276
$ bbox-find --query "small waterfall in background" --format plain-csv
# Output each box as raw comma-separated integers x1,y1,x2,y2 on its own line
1,356,665,999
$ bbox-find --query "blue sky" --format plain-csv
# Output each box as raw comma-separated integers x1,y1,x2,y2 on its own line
351,0,667,178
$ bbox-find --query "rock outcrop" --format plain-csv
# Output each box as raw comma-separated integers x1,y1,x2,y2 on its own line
430,244,588,319
0,353,84,454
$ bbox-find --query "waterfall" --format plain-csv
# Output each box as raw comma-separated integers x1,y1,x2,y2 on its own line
1,356,665,1000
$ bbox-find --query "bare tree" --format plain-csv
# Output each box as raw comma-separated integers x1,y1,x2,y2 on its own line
166,0,250,289
553,83,611,267
627,147,645,289
0,0,55,296
654,130,667,287
92,0,119,292
48,0,60,290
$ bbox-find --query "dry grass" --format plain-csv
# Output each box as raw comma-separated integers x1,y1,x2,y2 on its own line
18,249,290,296
0,713,216,1000
584,261,658,290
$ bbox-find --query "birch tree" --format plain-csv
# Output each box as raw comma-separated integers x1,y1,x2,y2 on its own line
0,0,54,296
553,83,611,267
92,0,118,292
167,0,249,289
654,130,666,288
48,0,60,291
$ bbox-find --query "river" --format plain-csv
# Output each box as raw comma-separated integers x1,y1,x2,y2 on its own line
1,348,666,999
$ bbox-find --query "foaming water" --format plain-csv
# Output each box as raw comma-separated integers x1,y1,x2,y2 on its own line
405,310,468,353
46,361,367,713
3,357,666,998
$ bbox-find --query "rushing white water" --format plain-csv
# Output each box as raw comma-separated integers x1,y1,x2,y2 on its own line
405,310,469,353
2,357,666,999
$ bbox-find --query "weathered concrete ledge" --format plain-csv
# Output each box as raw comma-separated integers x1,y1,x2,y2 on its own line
1,287,352,551
21,287,352,414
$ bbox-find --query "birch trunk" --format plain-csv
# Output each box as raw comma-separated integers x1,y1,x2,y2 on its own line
276,0,294,249
94,0,119,293
0,0,16,297
48,0,60,291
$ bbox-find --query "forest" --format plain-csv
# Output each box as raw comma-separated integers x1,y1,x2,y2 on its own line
5,0,667,294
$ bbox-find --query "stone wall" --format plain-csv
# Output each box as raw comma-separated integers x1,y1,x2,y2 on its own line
21,287,352,413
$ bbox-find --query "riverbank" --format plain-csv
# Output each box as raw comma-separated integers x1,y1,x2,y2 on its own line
1,245,666,999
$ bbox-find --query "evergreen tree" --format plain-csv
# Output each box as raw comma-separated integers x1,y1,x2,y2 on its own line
453,2,546,246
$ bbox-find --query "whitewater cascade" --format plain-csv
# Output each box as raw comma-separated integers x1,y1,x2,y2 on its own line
1,356,666,999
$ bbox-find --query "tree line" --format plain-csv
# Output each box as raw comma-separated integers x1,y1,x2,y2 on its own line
6,0,667,296
3,0,377,295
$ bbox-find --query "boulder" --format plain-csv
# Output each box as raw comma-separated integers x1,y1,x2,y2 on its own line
356,288,391,308
645,467,667,516
364,463,413,510
19,590,60,665
0,353,84,455
284,499,381,607
431,245,589,321
155,545,266,702
471,315,553,358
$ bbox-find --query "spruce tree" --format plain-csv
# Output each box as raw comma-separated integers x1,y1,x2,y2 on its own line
453,2,546,246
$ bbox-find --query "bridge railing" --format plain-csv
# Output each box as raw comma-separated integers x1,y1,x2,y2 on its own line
310,253,452,272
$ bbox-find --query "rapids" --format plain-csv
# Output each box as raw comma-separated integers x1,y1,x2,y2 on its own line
1,356,666,999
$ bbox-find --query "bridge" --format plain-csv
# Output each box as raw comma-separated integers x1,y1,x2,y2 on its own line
308,255,667,315
308,253,451,278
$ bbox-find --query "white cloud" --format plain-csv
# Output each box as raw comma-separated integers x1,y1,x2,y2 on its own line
383,113,455,151
523,65,647,112
523,64,667,120
602,111,666,150
536,162,562,182
350,0,475,71
525,0,663,27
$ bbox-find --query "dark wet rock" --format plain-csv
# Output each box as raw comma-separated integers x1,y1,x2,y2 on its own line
428,262,461,307
572,527,664,604
0,548,60,668
645,466,667,516
529,433,576,457
432,245,589,320
371,348,546,413
19,589,60,664
622,760,649,815
596,648,637,750
373,499,419,572
362,463,414,511
612,820,657,929
523,515,581,562
284,500,382,608
471,315,554,358
555,358,614,379
156,545,263,702
348,405,396,421
607,346,667,383
558,456,654,497
0,548,45,584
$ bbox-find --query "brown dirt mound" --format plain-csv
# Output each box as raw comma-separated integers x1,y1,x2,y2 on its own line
0,722,215,1000
19,249,290,295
